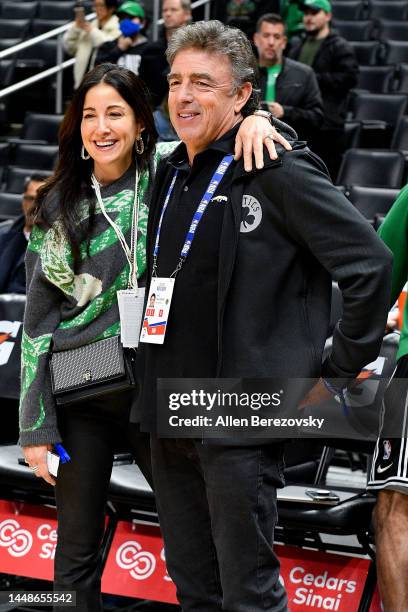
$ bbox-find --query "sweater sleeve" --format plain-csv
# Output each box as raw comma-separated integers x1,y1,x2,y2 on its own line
378,184,408,306
63,24,82,56
19,222,73,447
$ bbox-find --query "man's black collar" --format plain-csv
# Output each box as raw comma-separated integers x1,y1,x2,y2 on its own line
167,123,240,170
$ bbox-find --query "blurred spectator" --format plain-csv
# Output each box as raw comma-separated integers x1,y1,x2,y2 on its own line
0,175,46,294
97,0,191,137
281,0,305,39
254,13,323,140
162,0,192,40
289,0,358,179
96,1,150,75
63,0,120,89
150,0,192,140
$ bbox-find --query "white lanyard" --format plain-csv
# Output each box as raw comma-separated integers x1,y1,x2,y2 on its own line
91,167,139,290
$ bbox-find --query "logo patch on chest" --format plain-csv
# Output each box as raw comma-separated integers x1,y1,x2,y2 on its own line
240,195,262,233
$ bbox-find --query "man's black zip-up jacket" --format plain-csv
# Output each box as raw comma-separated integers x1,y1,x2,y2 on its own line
143,125,392,425
289,31,358,129
259,58,323,139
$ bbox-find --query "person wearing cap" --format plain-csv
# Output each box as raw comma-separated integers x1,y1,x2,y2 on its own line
289,0,358,179
63,0,120,89
95,1,151,78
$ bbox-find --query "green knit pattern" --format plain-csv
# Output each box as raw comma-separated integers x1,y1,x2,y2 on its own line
20,143,177,441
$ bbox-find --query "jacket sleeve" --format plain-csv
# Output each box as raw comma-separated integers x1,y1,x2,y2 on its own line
282,69,324,129
316,39,358,94
19,221,72,447
275,149,393,381
378,185,408,307
95,40,122,65
88,16,120,48
63,24,82,56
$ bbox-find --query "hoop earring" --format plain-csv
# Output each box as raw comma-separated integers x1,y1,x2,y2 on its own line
135,137,144,155
81,145,90,160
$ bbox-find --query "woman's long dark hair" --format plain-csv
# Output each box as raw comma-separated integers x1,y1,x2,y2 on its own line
33,63,158,265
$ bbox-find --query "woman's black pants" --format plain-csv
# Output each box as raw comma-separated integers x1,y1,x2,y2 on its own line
53,390,152,611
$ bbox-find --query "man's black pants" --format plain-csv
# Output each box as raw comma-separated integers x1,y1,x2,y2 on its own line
151,438,288,612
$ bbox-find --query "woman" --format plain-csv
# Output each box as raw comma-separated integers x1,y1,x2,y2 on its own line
19,63,288,610
64,0,120,89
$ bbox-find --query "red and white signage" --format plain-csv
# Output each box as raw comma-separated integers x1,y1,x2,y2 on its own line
0,500,380,609
0,500,56,581
102,521,177,603
278,544,371,610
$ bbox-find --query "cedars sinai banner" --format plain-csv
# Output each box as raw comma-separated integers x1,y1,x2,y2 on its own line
0,500,382,609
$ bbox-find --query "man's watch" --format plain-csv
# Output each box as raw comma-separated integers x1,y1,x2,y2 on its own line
253,109,274,125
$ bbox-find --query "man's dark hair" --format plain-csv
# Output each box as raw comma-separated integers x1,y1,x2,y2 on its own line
24,174,49,190
256,13,285,32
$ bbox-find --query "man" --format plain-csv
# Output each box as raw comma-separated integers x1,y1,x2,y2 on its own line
289,0,358,179
254,13,323,140
151,0,192,139
366,185,408,610
95,1,150,78
162,0,192,40
0,175,46,294
141,20,391,611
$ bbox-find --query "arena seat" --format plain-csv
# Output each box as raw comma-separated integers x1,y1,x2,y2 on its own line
373,213,386,230
331,1,364,20
0,59,15,89
350,41,382,65
347,185,399,221
0,218,13,234
394,62,408,93
0,39,23,52
4,166,52,193
17,39,61,69
344,120,362,148
391,115,408,153
0,142,10,165
350,92,407,147
37,1,75,21
0,192,23,220
1,1,38,19
369,0,408,20
10,112,64,145
31,18,66,35
0,18,30,39
384,40,408,65
332,19,374,41
12,143,58,170
337,149,405,188
378,20,408,42
355,65,395,93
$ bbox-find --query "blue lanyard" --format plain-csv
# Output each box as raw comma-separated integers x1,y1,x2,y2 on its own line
152,154,234,277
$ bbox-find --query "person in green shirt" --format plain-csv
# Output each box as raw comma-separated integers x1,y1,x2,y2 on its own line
254,13,323,139
367,185,408,611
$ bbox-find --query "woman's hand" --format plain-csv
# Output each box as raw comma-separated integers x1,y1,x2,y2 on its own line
235,115,292,172
23,444,56,486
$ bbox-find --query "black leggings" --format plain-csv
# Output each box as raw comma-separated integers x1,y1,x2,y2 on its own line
53,390,152,611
